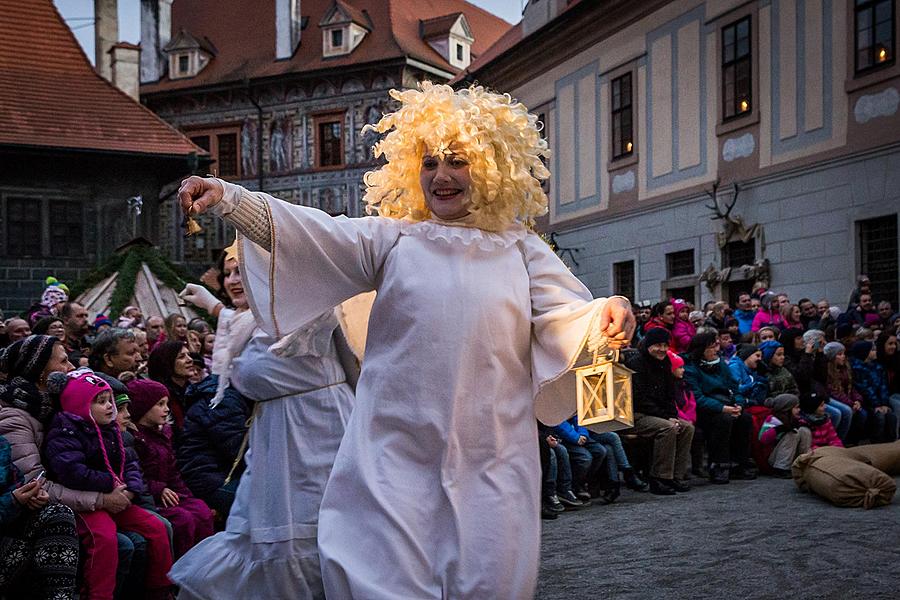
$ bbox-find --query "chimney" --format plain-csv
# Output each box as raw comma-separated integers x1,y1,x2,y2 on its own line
110,42,141,99
94,0,118,81
140,0,173,82
275,0,301,59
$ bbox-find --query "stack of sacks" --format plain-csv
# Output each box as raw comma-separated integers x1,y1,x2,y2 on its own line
791,441,900,509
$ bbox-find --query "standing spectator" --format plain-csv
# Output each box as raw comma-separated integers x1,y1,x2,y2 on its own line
0,434,79,600
809,299,835,331
32,317,65,342
797,392,844,450
623,329,694,495
146,341,193,432
751,292,786,332
750,296,761,312
24,277,69,328
671,300,696,354
849,341,898,442
823,342,865,443
797,298,818,330
126,380,214,559
116,306,143,330
733,293,756,336
875,331,900,414
645,301,675,340
177,376,253,516
145,316,166,352
187,318,210,337
876,301,894,330
847,275,871,311
59,302,90,366
728,344,768,406
780,303,804,332
756,326,779,343
89,329,141,380
132,328,150,374
758,393,810,477
4,319,31,344
705,302,729,331
164,314,188,345
842,293,879,328
632,301,652,344
683,332,755,484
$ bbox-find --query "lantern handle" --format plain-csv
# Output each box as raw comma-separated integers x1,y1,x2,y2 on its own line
589,334,618,364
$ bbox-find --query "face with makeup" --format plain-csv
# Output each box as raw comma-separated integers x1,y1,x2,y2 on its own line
419,150,472,222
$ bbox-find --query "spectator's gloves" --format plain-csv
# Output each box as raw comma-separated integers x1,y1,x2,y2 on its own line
180,283,222,313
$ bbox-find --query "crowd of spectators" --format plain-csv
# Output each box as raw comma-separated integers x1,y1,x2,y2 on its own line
539,274,900,519
0,277,247,599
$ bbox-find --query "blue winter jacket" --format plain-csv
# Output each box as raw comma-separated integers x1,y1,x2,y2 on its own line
550,417,590,445
684,358,745,412
733,309,756,335
176,376,253,500
850,358,891,408
0,435,23,527
728,357,769,406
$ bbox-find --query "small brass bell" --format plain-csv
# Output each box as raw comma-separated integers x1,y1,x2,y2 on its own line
575,344,634,432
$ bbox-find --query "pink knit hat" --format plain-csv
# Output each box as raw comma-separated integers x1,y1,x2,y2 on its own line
667,350,685,372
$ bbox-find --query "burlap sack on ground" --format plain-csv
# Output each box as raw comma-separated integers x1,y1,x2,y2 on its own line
792,452,896,509
840,441,900,475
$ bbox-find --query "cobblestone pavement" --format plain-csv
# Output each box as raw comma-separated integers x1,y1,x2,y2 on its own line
537,475,900,600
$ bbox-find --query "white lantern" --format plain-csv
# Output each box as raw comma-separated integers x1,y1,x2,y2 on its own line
575,347,634,432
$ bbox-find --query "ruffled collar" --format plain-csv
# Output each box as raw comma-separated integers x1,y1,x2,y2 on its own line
399,219,527,251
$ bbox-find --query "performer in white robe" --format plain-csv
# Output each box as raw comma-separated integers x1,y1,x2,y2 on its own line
178,82,635,599
169,248,355,600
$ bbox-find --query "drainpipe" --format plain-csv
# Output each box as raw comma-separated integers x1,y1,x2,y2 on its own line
245,79,265,192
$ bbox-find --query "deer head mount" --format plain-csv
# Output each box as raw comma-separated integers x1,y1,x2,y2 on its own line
705,180,747,244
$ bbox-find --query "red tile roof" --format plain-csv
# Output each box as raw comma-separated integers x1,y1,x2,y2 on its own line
141,0,511,94
0,0,203,156
420,13,463,39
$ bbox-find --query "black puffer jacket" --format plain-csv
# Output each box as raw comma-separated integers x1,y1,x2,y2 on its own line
176,376,253,501
622,345,677,419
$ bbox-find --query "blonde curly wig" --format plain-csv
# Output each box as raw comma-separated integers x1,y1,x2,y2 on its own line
362,82,551,231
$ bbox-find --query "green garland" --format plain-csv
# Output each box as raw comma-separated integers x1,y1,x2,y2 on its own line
70,246,213,324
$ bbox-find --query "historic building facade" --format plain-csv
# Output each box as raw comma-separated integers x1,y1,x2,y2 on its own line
462,0,900,309
139,0,510,271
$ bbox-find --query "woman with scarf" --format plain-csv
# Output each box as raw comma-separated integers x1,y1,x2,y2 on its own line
683,332,756,484
0,335,81,599
170,240,358,599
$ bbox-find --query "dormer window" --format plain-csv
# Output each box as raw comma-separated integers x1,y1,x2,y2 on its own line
420,13,475,70
164,29,215,79
320,1,370,58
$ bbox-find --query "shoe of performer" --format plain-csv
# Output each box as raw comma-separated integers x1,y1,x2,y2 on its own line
667,478,690,492
623,469,650,492
543,495,565,513
557,491,584,508
709,464,730,484
649,477,676,495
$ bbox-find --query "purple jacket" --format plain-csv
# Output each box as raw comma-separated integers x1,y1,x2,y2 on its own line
134,424,192,503
44,412,145,496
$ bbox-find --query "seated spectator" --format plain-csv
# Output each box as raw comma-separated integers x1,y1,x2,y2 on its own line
733,292,756,336
44,370,173,600
622,329,693,495
201,332,215,375
132,328,149,375
177,376,253,516
718,330,736,361
90,329,141,380
875,331,900,414
549,417,609,502
164,314,188,345
750,296,761,312
835,323,857,348
756,326,779,343
126,380,214,558
705,301,729,331
187,318,211,337
689,311,706,330
0,433,79,599
797,391,843,450
751,292,786,332
780,303,804,332
24,277,69,328
645,301,675,344
537,435,558,521
760,340,799,398
728,344,768,406
841,292,879,328
32,316,65,341
589,429,648,500
147,341,193,432
810,300,838,332
822,342,864,444
797,298,818,330
683,332,755,484
758,394,810,478
671,300,696,354
537,422,583,515
849,341,898,443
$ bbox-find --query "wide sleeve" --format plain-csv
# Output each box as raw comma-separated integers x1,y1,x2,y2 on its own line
233,186,401,338
522,233,611,428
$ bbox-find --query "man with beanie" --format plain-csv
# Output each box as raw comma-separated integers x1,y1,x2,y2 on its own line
729,344,768,405
623,328,694,494
759,394,809,477
848,341,898,442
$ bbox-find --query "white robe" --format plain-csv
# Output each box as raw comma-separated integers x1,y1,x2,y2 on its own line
238,196,607,599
